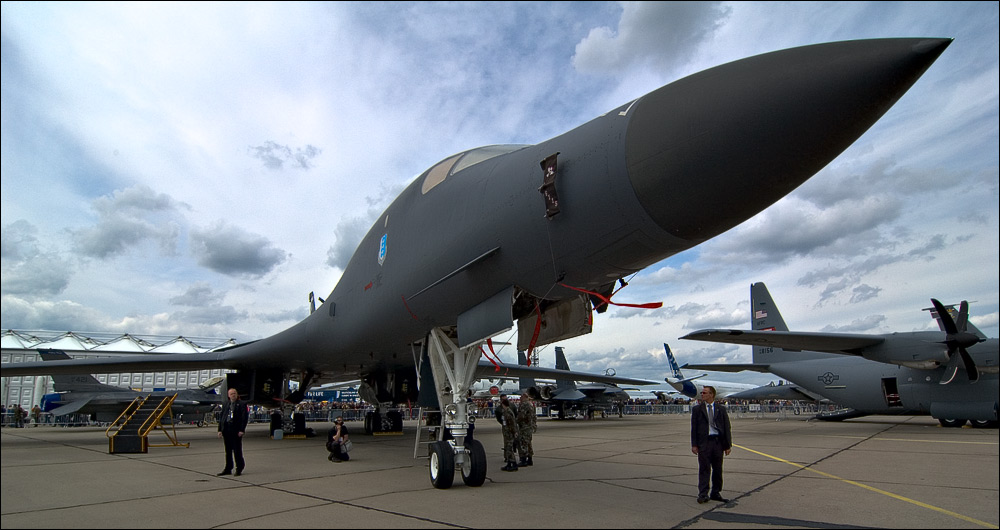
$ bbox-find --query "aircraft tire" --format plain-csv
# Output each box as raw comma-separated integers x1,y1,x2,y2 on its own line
461,439,487,487
970,419,999,429
429,441,455,489
363,411,374,435
938,418,967,428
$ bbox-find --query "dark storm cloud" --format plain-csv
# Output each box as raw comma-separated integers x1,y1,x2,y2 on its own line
189,221,288,278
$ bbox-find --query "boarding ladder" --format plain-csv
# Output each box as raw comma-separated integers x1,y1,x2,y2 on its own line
106,394,190,454
412,407,444,459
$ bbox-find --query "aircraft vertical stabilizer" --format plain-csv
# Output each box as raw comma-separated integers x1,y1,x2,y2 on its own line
554,347,574,392
750,283,829,364
664,343,685,379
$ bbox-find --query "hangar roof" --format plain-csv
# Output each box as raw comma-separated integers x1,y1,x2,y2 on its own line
1,329,236,353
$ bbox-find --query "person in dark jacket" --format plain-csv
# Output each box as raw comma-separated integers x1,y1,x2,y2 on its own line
217,388,250,476
690,386,732,503
327,416,351,462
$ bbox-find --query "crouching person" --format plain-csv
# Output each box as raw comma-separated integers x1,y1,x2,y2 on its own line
327,416,351,462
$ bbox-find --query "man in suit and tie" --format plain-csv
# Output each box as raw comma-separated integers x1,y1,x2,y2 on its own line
690,385,732,503
217,387,250,476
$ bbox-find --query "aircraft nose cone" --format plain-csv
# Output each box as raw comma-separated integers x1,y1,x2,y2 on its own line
625,38,951,243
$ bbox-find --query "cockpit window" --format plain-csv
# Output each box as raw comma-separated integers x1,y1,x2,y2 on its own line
421,153,462,194
421,144,528,194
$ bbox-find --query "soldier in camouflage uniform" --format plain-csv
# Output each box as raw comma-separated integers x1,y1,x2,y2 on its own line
517,390,537,467
497,395,519,471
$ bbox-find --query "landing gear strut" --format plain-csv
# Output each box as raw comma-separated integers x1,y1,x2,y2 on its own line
421,327,487,488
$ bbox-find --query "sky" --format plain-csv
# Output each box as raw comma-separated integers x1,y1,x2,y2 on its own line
2,1,997,387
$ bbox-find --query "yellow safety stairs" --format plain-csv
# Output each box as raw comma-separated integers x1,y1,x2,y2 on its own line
106,394,190,453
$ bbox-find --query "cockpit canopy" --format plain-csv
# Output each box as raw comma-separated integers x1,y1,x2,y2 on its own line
421,144,528,194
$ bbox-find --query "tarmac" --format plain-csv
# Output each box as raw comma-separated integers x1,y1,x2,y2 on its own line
1,412,997,529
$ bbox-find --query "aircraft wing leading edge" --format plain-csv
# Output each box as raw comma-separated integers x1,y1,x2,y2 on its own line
476,361,658,387
1,351,236,377
681,330,884,354
46,398,93,416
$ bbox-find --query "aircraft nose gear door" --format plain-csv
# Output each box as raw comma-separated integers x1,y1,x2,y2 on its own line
424,327,488,488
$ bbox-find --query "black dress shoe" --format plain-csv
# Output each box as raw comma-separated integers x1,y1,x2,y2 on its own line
234,470,242,476
216,470,232,476
710,495,729,502
697,496,709,504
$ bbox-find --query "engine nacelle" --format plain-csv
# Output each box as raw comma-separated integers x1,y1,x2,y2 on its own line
539,385,557,401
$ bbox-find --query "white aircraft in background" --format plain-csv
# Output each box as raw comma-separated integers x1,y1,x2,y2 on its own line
663,344,759,399
470,377,521,399
621,387,677,402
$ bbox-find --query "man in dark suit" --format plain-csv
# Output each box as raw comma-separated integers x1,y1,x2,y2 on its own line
217,387,250,476
690,386,732,503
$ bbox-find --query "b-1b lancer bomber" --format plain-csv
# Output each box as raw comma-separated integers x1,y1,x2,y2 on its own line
2,38,952,487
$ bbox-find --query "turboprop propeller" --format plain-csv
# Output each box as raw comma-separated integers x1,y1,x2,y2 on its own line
932,299,983,384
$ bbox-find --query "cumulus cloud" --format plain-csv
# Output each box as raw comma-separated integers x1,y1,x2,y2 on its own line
819,313,886,333
326,182,404,270
708,195,903,266
1,220,73,296
325,217,370,270
0,295,114,331
249,141,322,170
169,283,226,307
849,284,882,304
1,219,38,260
573,1,730,75
170,305,248,326
258,307,308,324
70,185,185,259
189,221,288,278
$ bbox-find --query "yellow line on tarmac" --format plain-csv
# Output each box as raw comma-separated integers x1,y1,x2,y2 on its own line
735,444,999,529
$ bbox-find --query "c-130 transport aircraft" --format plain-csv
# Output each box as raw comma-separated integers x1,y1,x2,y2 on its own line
681,282,998,427
2,38,951,488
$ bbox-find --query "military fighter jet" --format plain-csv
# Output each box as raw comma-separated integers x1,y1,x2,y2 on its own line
680,282,999,428
519,347,630,419
37,350,224,424
2,38,952,487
